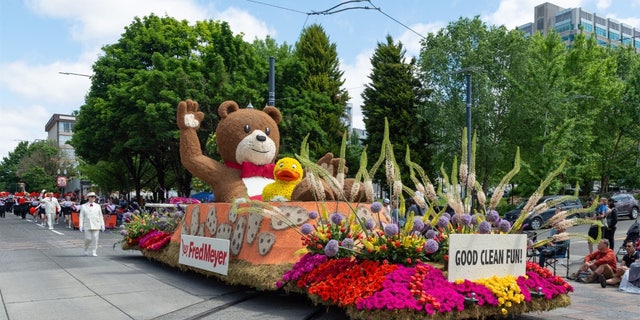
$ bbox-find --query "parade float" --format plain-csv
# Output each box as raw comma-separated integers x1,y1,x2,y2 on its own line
115,99,590,319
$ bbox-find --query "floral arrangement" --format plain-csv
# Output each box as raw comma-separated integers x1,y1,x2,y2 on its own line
138,230,173,250
275,124,582,318
278,254,571,317
118,207,183,250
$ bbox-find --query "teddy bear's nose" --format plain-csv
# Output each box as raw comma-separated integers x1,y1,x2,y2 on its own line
256,135,266,142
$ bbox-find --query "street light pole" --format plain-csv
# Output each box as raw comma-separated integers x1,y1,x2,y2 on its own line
58,72,92,78
465,72,472,179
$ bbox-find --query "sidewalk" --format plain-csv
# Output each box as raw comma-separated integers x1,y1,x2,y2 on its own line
517,235,640,320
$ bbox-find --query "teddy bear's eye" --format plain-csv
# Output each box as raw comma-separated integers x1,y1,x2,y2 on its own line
265,127,270,135
244,125,250,133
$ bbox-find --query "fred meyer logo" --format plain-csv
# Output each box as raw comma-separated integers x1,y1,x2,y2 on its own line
179,235,230,275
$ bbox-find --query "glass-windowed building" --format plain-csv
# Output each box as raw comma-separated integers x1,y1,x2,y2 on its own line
518,2,639,52
45,114,76,160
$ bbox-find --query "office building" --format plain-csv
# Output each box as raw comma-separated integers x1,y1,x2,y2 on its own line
518,2,639,52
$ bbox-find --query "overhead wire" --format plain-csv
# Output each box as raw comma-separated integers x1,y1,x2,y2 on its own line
245,0,426,39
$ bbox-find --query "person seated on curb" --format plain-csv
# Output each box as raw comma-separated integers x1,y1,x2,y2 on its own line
569,239,617,283
538,225,569,267
601,240,640,287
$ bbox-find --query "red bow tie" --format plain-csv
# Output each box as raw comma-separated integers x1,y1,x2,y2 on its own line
90,204,93,207
226,162,275,179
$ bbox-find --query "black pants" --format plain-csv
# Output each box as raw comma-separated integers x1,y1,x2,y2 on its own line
604,227,616,249
19,204,29,219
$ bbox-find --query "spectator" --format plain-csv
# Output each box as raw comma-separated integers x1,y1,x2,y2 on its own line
570,239,617,283
538,226,569,267
407,198,423,217
588,198,608,253
604,198,618,249
383,198,391,221
601,240,640,287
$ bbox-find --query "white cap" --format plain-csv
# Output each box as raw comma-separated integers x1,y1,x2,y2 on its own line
86,192,97,197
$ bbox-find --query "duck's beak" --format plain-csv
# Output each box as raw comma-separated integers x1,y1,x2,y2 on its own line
275,168,301,182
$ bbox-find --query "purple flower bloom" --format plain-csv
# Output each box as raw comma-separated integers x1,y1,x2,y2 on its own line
451,214,461,225
425,229,437,239
437,216,450,229
412,218,424,233
384,223,399,236
486,210,500,223
324,239,339,257
365,218,376,230
498,219,511,232
341,238,354,249
330,212,344,225
461,213,472,226
469,214,478,225
443,212,451,220
308,211,319,219
478,221,492,234
301,223,313,235
120,230,127,236
370,201,383,213
424,239,439,253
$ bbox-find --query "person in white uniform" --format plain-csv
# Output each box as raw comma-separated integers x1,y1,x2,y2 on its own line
40,191,61,230
79,192,105,256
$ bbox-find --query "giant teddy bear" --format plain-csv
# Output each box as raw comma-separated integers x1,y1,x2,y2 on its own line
177,99,369,203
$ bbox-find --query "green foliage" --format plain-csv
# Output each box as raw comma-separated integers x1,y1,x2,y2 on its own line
362,35,427,189
294,24,349,156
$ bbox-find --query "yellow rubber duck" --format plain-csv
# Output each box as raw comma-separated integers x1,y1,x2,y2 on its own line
261,157,304,201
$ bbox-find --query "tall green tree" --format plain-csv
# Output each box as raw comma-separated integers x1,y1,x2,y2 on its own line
417,17,528,190
0,141,29,192
294,24,349,157
72,15,265,200
362,35,425,186
562,32,623,194
595,44,640,191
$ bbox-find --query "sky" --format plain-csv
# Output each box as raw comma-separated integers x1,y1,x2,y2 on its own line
1,0,639,161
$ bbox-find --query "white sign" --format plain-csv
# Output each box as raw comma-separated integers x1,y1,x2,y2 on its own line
179,235,230,275
447,234,527,282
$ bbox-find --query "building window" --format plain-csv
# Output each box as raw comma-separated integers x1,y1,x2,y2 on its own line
554,22,573,33
59,122,74,133
580,22,593,32
609,31,620,41
595,26,607,37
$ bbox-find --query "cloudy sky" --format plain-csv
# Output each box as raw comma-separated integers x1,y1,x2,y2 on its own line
1,0,639,160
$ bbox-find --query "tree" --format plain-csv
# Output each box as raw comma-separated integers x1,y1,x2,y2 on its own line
417,17,529,191
0,141,29,192
596,44,640,191
362,35,425,187
72,15,266,200
294,24,349,157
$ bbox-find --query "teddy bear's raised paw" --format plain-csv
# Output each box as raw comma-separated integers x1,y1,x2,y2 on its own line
176,99,204,130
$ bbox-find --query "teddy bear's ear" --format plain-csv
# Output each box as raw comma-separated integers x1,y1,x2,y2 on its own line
218,100,240,120
263,105,282,124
